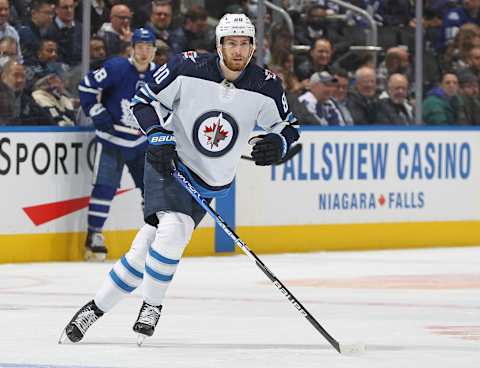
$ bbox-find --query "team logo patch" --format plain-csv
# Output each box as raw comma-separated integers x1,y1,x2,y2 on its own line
265,69,277,81
182,50,198,63
192,111,238,157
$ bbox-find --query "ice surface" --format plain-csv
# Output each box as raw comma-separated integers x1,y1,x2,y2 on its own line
1,247,479,367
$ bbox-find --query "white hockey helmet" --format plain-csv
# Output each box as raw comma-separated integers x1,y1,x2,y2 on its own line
216,13,256,46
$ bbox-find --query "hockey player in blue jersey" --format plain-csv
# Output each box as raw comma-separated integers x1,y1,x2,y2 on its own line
79,28,159,261
60,14,300,344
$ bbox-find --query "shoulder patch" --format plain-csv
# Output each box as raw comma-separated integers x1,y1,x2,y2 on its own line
264,69,277,81
182,50,198,63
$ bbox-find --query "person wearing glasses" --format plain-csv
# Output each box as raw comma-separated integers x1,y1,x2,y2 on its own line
98,3,133,57
145,0,173,48
45,0,82,66
17,0,55,64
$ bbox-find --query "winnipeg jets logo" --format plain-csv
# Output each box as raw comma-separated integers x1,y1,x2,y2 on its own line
265,69,277,81
182,50,198,63
192,111,238,157
203,114,229,148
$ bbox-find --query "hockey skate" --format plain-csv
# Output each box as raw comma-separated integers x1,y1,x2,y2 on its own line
84,231,108,262
59,300,104,343
133,301,162,346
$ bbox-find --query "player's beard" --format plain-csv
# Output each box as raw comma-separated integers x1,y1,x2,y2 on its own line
221,48,252,72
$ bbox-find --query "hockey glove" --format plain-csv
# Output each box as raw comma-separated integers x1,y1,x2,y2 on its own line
146,126,178,175
250,133,287,166
90,104,115,134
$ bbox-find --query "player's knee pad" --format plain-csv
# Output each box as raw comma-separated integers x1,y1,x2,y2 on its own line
150,211,195,261
124,223,157,269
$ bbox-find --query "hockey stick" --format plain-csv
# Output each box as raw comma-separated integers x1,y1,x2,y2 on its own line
241,143,302,165
172,169,364,355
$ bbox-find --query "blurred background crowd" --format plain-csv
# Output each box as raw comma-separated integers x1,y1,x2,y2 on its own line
1,0,480,126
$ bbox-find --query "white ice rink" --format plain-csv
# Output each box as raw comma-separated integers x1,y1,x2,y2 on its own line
1,246,479,368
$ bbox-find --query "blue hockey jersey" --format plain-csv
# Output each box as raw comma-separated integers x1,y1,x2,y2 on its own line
79,57,159,150
131,51,298,188
440,7,480,50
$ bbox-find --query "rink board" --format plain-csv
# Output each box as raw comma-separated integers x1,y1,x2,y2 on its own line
1,126,480,262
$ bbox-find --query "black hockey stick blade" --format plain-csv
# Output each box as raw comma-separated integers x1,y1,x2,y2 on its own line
241,143,303,165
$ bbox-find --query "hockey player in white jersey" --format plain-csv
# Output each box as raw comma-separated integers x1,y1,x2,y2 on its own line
60,13,300,344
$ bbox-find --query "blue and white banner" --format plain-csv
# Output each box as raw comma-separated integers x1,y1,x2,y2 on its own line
236,127,480,225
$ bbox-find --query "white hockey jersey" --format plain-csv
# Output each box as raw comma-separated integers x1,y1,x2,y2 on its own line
132,51,297,189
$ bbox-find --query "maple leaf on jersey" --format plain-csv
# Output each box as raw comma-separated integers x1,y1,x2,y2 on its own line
203,116,229,148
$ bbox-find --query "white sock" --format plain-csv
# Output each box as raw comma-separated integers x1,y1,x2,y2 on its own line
94,224,157,312
143,212,194,306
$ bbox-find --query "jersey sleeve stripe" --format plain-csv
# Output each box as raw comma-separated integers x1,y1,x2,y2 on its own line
78,85,101,94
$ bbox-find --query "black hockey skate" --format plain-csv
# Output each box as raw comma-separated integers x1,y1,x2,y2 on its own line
133,301,162,346
84,231,108,262
59,300,104,343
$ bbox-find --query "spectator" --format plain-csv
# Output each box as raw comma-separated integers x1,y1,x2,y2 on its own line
97,3,133,57
0,58,49,124
0,0,23,63
423,71,460,125
297,71,346,125
346,66,379,124
294,4,345,48
25,38,69,89
45,0,82,66
375,73,414,125
464,45,480,78
17,0,55,64
90,0,111,34
381,0,414,27
90,35,108,67
169,5,214,54
331,68,354,125
269,48,303,93
63,36,107,99
31,72,76,125
443,23,480,71
0,35,18,69
295,37,332,84
145,0,173,46
439,0,480,51
377,46,412,92
454,68,480,124
154,38,169,65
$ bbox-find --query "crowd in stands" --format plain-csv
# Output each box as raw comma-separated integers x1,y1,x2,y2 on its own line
1,0,480,126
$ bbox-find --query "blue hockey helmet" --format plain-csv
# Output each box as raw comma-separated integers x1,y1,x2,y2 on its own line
132,28,156,45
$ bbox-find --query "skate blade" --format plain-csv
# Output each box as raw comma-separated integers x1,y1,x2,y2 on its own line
58,328,67,344
137,334,147,347
84,250,107,262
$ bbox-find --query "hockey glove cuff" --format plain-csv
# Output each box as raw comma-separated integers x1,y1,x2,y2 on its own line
146,126,178,175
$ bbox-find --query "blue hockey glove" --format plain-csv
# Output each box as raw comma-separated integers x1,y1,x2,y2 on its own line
250,133,287,166
146,126,178,175
90,105,115,134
